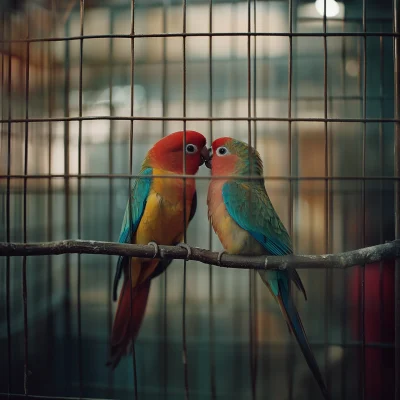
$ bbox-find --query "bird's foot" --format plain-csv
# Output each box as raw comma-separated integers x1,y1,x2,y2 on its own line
177,243,192,260
217,250,227,265
147,241,159,258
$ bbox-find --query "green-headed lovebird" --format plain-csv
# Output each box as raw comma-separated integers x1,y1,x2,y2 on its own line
206,137,329,399
107,130,210,369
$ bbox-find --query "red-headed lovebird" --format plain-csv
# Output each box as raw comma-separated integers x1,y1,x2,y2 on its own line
206,137,329,399
107,130,209,369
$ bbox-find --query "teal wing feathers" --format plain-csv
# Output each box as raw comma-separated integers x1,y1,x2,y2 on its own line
222,180,293,256
118,168,153,244
222,181,306,299
112,167,153,300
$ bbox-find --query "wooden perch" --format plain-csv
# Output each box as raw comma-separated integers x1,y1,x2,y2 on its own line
0,239,399,270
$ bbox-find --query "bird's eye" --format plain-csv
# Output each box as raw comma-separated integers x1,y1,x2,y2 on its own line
186,144,198,154
216,146,230,156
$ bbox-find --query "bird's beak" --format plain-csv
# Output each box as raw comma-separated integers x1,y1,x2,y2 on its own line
200,145,212,168
204,147,212,169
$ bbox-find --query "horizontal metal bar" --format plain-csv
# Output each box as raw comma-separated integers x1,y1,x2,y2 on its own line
312,341,394,349
1,31,400,44
297,16,393,23
0,239,399,270
135,338,394,349
266,95,396,101
0,174,399,181
0,394,117,400
0,116,399,124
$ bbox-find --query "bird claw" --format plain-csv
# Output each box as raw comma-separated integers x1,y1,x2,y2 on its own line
217,250,226,265
177,243,192,260
264,257,268,269
147,241,159,258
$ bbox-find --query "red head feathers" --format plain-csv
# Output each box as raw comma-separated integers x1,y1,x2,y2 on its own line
144,130,209,175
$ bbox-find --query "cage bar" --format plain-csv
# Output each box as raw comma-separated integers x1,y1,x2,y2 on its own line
394,0,400,398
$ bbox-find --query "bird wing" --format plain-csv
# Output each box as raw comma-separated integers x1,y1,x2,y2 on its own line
112,168,153,300
222,180,306,299
222,180,293,256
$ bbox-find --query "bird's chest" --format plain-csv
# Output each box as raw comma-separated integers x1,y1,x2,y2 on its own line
208,181,263,255
136,177,194,244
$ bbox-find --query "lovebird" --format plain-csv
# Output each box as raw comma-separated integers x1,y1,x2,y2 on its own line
206,137,329,399
107,130,209,369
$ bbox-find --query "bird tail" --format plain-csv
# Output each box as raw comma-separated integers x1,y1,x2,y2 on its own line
106,279,151,370
276,278,330,400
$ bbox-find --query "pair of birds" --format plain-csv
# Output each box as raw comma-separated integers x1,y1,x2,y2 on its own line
107,130,329,400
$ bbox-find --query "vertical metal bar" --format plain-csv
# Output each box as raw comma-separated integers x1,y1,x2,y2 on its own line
288,0,293,238
181,1,189,399
0,12,6,388
327,48,334,398
287,0,294,397
208,1,216,399
5,8,13,395
128,1,139,398
231,0,239,144
0,10,3,122
22,14,31,396
63,15,72,394
393,0,400,397
46,0,57,375
230,11,239,391
161,1,169,398
326,12,335,394
322,0,331,396
38,9,44,200
292,3,303,395
361,2,367,399
0,9,5,391
356,15,363,400
246,1,255,399
340,19,348,400
246,0,252,153
77,1,84,396
107,8,115,399
251,0,258,398
162,0,169,139
253,0,257,149
378,26,385,399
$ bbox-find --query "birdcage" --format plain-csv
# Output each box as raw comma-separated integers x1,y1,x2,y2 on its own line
0,0,399,399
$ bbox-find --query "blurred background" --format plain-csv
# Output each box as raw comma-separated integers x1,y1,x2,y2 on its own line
0,0,397,399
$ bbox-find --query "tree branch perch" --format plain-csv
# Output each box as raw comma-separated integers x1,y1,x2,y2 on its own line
0,239,400,270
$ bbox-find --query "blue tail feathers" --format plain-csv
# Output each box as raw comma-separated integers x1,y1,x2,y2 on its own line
278,277,330,400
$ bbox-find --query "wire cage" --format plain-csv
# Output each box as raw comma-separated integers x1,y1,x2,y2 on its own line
0,0,399,399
